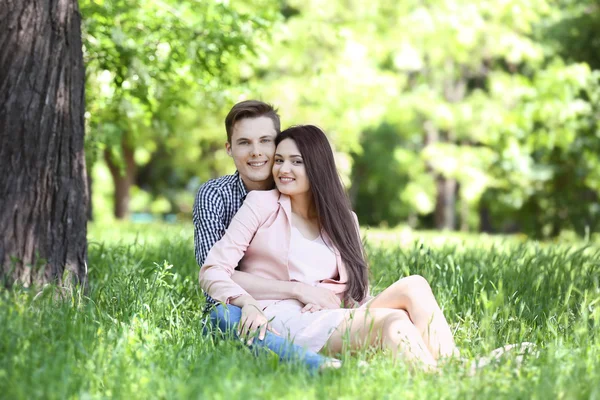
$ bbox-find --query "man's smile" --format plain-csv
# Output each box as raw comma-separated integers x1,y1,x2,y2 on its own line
248,161,268,168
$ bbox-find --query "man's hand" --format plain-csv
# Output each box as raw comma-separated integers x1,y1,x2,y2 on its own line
238,303,279,345
293,283,341,310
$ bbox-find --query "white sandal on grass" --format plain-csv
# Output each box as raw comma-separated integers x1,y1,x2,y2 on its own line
468,342,539,376
318,358,370,373
318,358,342,371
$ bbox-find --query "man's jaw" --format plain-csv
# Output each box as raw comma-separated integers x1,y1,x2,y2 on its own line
240,172,274,191
237,159,275,190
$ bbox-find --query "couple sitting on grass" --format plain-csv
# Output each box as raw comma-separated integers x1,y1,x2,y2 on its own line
194,100,530,373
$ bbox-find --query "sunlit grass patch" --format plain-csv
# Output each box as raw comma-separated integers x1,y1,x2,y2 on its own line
0,222,599,399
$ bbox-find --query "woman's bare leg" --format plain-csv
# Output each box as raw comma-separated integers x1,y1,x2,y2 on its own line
323,308,437,369
367,275,458,360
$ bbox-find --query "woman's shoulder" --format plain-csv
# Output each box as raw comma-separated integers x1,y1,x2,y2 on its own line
245,188,280,202
244,189,282,213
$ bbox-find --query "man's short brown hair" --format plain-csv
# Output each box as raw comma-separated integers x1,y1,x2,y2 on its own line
225,100,281,143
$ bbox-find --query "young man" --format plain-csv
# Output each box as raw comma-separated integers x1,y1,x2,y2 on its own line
193,100,335,371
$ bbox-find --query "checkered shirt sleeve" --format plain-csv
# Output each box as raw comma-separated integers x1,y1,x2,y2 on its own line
193,184,226,268
193,173,248,309
193,183,227,308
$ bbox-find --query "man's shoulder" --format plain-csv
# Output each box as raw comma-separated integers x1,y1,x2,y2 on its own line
199,173,239,191
196,174,239,200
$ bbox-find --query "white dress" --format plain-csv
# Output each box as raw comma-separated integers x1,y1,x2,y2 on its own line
260,226,358,353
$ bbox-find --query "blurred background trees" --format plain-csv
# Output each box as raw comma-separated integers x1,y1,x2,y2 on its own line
82,0,600,239
81,0,279,218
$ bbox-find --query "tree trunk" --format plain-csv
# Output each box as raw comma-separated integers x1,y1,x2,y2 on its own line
434,176,457,230
479,203,494,233
424,121,457,230
87,170,93,221
104,140,136,219
460,194,470,232
0,0,88,287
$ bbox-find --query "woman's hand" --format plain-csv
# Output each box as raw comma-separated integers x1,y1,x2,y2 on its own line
293,283,341,309
301,303,324,313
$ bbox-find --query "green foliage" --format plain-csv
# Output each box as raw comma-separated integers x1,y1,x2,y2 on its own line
1,225,599,398
81,0,600,237
352,123,420,226
259,0,600,236
81,0,280,216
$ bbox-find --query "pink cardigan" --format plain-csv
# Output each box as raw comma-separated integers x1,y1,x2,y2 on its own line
199,189,362,307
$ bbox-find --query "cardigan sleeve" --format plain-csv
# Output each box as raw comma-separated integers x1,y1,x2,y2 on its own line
199,192,265,304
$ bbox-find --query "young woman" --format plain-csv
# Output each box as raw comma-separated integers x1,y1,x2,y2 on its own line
200,125,458,368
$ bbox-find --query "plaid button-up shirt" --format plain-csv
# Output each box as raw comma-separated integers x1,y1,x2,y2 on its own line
193,171,248,309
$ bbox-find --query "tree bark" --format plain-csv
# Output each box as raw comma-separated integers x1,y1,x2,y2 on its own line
0,0,88,287
104,140,136,219
87,170,93,221
434,176,457,230
458,184,470,232
424,121,457,230
479,203,494,233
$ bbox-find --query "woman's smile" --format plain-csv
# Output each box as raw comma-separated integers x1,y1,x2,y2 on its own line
278,176,295,184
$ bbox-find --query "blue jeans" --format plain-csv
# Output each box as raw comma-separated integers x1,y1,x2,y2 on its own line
207,304,330,373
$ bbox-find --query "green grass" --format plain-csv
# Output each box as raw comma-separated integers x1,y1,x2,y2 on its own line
1,222,599,399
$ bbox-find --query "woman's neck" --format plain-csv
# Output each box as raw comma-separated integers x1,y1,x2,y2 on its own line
289,192,315,220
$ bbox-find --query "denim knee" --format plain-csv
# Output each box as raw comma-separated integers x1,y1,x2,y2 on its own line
207,304,242,337
204,303,330,373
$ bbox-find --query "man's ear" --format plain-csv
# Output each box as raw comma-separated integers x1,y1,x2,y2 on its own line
225,141,232,157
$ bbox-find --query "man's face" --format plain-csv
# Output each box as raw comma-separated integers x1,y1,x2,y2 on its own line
226,116,277,190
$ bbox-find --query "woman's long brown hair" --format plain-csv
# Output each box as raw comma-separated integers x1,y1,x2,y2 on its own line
276,125,368,303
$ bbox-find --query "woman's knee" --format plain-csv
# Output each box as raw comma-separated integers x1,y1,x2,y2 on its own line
395,275,432,294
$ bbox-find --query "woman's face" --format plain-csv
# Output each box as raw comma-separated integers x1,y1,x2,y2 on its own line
272,138,310,196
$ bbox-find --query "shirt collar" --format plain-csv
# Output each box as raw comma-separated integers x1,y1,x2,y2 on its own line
234,171,249,199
